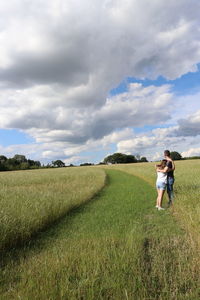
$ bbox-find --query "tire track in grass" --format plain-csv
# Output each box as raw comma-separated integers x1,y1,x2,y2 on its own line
1,170,199,300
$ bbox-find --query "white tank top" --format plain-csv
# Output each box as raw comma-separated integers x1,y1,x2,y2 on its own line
157,171,167,184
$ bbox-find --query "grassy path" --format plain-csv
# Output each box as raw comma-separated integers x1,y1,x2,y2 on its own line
1,170,199,299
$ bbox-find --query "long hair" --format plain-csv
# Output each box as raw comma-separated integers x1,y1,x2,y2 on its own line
156,159,167,169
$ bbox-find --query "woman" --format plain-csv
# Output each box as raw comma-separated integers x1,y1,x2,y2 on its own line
155,159,168,210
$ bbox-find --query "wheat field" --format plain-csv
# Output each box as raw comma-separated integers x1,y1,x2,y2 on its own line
0,167,106,252
0,161,199,299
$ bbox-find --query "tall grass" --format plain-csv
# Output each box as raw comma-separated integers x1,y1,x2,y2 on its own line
104,160,200,248
0,167,106,252
1,170,199,299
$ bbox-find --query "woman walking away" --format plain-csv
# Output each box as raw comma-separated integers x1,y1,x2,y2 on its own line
155,159,167,210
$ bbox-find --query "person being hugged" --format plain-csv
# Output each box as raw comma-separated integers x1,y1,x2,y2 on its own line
164,150,175,206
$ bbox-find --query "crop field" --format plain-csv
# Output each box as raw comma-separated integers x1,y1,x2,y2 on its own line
106,159,200,249
0,161,200,299
0,167,106,252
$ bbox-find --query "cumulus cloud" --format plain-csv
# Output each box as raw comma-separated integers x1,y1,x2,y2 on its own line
1,0,200,88
153,110,200,138
117,134,182,156
0,83,173,145
181,147,200,157
117,109,200,160
176,110,200,137
1,0,200,161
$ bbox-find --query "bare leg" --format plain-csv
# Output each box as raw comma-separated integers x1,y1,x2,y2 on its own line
158,189,165,208
156,189,160,207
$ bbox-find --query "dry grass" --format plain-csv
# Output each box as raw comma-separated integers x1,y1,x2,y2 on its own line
0,167,106,251
0,163,199,299
103,160,200,250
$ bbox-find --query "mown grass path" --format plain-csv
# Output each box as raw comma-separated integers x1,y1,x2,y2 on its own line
1,170,199,300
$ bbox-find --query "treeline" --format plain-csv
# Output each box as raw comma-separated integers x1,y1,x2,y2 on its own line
103,153,148,164
1,151,199,172
182,156,200,160
0,154,41,171
102,151,200,164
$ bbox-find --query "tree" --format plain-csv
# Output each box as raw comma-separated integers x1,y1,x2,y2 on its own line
52,160,65,167
170,151,182,160
13,154,27,162
0,155,7,163
140,157,148,162
126,155,137,163
104,153,125,164
20,162,30,170
27,159,41,168
103,153,137,164
0,154,41,171
34,161,41,167
27,159,35,167
6,158,20,168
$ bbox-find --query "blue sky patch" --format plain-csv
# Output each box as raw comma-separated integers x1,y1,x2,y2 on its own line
0,129,34,147
110,64,200,97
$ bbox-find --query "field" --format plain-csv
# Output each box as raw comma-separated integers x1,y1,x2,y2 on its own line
105,160,200,249
0,161,200,299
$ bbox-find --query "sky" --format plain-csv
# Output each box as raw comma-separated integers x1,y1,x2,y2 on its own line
0,0,200,165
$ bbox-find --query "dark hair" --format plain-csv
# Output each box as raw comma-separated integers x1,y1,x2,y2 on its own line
164,150,170,157
156,159,167,169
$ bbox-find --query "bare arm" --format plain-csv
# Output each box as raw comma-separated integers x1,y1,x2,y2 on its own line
166,157,175,171
157,166,169,173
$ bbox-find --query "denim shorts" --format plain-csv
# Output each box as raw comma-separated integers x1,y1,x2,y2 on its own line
156,181,166,190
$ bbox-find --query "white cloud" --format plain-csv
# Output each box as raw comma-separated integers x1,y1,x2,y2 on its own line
168,91,200,126
116,109,200,160
181,148,200,158
0,83,174,144
1,0,200,88
1,0,200,162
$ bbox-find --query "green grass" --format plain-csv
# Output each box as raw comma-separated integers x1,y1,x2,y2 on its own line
1,169,199,300
0,167,106,252
104,160,200,249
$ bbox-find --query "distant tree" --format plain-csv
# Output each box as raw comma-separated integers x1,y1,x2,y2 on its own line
80,163,94,166
0,155,7,163
27,159,41,168
140,157,148,162
183,156,200,160
170,151,182,160
0,154,41,171
20,162,30,170
126,155,137,163
52,160,65,167
46,163,52,168
6,158,20,169
104,153,125,164
34,161,41,167
0,162,7,171
104,153,137,164
27,159,35,167
13,154,27,162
